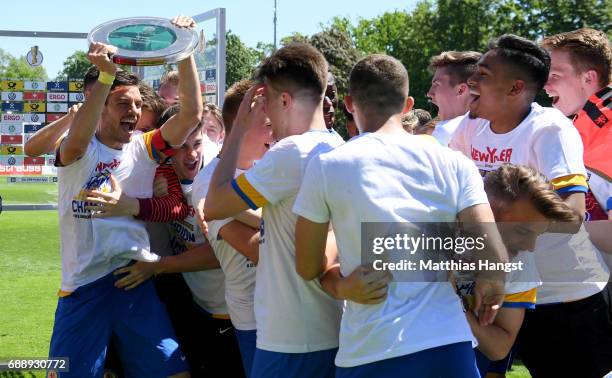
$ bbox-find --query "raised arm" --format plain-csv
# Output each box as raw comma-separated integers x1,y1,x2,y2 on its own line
25,104,80,157
158,16,203,147
58,43,117,166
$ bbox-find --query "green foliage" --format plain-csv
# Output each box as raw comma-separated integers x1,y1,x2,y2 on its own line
0,48,47,80
57,50,92,80
225,31,261,88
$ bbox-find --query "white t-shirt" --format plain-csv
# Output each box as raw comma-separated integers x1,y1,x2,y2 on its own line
57,132,160,292
431,114,465,146
192,158,257,330
293,132,489,367
450,103,609,302
169,181,228,316
232,130,344,353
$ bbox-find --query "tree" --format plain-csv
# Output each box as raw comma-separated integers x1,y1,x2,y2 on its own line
0,48,47,80
57,50,91,80
225,31,261,88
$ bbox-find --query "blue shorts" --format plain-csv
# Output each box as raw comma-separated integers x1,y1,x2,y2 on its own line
235,329,256,377
48,269,188,378
336,342,480,378
250,347,337,378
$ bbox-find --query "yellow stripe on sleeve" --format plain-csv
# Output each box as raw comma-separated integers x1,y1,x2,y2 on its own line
550,174,588,191
503,287,537,308
233,174,268,209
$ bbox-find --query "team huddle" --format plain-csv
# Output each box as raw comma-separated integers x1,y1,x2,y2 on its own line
28,15,612,378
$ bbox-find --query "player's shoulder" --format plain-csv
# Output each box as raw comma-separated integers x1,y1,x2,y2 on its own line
527,103,574,131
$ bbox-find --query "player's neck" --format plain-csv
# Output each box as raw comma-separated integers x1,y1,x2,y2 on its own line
95,130,123,150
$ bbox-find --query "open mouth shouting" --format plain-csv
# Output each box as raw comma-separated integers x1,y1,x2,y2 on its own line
120,117,137,134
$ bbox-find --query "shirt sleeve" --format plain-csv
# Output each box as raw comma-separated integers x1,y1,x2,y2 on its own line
207,218,234,241
448,115,470,155
232,139,302,209
292,155,330,223
136,164,189,222
141,129,177,163
531,124,587,187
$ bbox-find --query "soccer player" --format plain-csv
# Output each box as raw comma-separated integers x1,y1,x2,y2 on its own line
158,70,180,105
191,79,273,377
427,50,481,145
542,28,612,223
204,43,344,378
48,15,202,378
457,164,579,377
294,53,508,378
136,83,167,133
449,34,611,378
200,103,224,167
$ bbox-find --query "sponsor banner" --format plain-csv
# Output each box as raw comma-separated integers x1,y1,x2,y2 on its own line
24,156,45,165
23,113,45,123
2,113,23,122
0,123,23,134
205,83,216,94
43,165,57,175
0,135,23,144
24,102,46,113
1,102,24,112
46,156,57,166
0,155,24,166
69,92,85,102
205,68,216,82
0,164,42,175
1,91,23,101
47,81,68,92
23,80,46,91
47,103,68,113
23,133,34,143
24,123,45,133
69,81,84,92
23,91,46,100
7,176,57,183
205,94,216,104
46,113,63,122
0,145,23,155
0,80,24,91
47,92,68,102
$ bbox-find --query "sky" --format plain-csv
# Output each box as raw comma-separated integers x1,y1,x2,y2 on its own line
0,0,417,78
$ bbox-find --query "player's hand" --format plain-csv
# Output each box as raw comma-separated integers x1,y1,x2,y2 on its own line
84,174,140,217
67,103,82,119
113,261,159,290
171,15,196,30
153,175,169,197
473,277,505,326
231,85,267,136
87,42,118,75
338,265,393,304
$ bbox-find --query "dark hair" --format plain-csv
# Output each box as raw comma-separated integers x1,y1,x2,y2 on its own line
255,43,328,105
349,54,409,120
156,104,202,132
83,65,99,91
222,79,256,134
542,28,611,88
139,83,167,123
488,34,551,93
428,51,482,85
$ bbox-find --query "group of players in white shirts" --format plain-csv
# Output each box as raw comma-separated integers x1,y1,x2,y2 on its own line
26,15,612,378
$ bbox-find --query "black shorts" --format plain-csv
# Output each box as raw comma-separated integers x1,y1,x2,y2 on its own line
517,282,612,378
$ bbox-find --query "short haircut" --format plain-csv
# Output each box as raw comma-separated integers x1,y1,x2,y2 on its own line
542,28,611,88
349,54,409,119
83,65,99,91
428,51,482,85
203,102,224,131
222,79,255,134
484,164,579,222
488,34,551,93
255,43,328,105
110,71,140,91
401,109,432,134
160,70,179,87
139,83,167,122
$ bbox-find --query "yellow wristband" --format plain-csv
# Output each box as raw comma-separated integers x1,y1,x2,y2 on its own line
98,71,116,85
